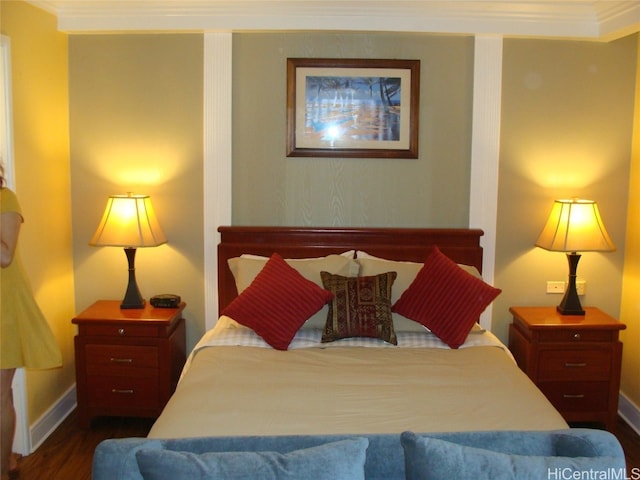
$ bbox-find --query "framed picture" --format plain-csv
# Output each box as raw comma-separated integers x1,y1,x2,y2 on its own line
286,58,420,158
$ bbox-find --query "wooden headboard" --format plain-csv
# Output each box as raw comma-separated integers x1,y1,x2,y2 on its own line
217,226,484,314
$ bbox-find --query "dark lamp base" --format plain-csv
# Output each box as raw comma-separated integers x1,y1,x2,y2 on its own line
121,247,145,309
557,252,585,316
121,298,145,309
556,303,585,316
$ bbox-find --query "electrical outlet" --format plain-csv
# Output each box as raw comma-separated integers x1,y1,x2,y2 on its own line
576,280,586,295
546,281,565,294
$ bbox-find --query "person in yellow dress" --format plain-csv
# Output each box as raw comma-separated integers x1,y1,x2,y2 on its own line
1,167,62,479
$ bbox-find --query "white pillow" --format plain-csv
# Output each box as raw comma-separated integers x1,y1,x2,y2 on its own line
240,250,355,261
228,253,360,330
230,253,359,292
356,250,481,278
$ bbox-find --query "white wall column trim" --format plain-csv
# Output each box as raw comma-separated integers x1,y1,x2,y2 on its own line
202,34,502,331
11,369,30,455
204,32,233,331
470,35,503,329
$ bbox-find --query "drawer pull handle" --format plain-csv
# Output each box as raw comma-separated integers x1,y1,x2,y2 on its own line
118,328,126,336
563,394,585,399
111,389,134,394
564,362,587,368
110,358,133,364
573,333,581,340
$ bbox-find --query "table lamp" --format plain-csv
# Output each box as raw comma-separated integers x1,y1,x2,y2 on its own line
90,193,167,309
535,198,615,315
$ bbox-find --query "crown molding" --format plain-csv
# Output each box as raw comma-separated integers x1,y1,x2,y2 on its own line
595,1,640,40
27,1,640,40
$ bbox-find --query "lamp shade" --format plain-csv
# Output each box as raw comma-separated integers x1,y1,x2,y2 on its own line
535,198,615,253
89,193,167,248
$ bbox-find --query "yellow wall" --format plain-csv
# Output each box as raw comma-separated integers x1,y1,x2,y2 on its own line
1,1,76,421
3,0,639,431
495,36,636,341
68,34,205,349
620,36,640,410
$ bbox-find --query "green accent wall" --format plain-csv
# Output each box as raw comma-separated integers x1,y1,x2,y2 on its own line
232,33,474,227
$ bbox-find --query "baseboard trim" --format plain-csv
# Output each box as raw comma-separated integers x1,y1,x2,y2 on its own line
29,384,77,453
619,391,640,436
20,386,640,453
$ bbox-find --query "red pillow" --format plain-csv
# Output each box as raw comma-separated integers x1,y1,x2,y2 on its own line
392,247,501,348
221,253,334,350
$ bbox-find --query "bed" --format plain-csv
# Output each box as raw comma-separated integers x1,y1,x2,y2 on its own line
148,226,567,439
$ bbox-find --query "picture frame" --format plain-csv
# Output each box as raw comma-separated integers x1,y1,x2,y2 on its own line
286,58,420,158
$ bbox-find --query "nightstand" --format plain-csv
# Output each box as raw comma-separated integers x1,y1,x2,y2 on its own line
508,306,625,431
72,300,186,427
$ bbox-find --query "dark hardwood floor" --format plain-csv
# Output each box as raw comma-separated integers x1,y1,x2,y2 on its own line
15,411,640,479
614,417,640,474
18,410,154,480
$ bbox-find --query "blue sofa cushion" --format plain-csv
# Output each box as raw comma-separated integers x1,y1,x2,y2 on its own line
400,431,624,480
135,437,369,480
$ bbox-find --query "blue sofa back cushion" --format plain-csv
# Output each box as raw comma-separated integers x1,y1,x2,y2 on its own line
401,431,626,480
135,437,369,480
91,429,625,480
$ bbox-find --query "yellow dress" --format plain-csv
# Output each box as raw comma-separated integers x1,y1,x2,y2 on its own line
1,188,62,369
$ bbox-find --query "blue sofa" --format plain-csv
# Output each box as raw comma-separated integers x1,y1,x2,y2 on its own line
92,429,626,480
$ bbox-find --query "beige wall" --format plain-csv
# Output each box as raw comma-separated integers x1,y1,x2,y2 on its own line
232,33,474,227
619,36,640,410
1,1,76,421
235,32,638,348
494,36,636,342
68,30,638,358
68,34,205,349
8,5,640,424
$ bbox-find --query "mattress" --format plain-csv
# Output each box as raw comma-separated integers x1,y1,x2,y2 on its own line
148,318,567,438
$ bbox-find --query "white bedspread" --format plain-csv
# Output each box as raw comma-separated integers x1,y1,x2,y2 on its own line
149,319,567,439
178,316,514,379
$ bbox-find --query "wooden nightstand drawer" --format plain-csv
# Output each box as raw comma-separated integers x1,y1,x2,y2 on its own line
73,300,187,427
85,345,159,369
77,323,166,338
508,306,625,431
538,381,609,412
87,375,160,409
537,348,611,381
532,329,616,343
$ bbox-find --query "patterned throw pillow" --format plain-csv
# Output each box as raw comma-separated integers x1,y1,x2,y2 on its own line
222,253,334,350
321,271,397,345
392,247,501,348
